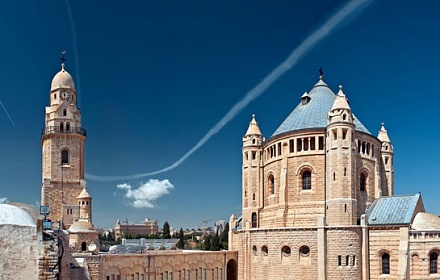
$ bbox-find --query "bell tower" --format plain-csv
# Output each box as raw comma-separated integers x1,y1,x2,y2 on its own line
41,57,87,229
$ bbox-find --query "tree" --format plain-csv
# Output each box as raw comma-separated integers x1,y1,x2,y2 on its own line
203,234,212,250
176,228,184,249
220,222,229,249
162,221,171,239
210,230,220,251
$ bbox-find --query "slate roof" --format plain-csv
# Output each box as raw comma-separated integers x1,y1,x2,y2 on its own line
366,194,422,225
109,239,179,254
272,78,371,137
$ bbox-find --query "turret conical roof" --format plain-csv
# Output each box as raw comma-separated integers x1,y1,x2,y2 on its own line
77,187,91,199
377,123,391,143
245,114,262,136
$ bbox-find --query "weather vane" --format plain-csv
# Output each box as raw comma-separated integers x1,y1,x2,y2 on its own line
319,67,324,76
60,50,67,63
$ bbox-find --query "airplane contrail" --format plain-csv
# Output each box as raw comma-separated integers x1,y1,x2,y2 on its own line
0,99,16,127
65,0,82,107
86,0,373,182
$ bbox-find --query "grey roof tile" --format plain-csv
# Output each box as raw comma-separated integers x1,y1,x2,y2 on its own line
272,79,371,137
366,194,421,225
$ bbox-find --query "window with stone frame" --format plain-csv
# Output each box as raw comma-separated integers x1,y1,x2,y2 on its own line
268,174,275,195
61,150,69,164
382,253,390,274
302,170,312,190
430,252,438,274
251,212,257,228
360,173,367,191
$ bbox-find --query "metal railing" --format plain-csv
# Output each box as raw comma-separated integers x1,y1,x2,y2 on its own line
41,126,87,137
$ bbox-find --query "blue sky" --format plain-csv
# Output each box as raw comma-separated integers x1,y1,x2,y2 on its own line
0,0,439,230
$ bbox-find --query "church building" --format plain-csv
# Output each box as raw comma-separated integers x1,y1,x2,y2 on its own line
229,75,440,280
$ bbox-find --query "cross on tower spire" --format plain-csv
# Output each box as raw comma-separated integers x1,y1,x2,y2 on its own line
60,50,67,63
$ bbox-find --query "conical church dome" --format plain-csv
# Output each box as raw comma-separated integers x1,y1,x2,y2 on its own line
272,77,370,137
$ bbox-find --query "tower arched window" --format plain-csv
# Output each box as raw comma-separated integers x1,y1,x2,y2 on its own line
360,173,366,191
251,212,257,228
61,150,69,165
430,252,438,274
381,253,390,275
66,122,70,131
60,122,64,132
268,174,275,195
302,170,312,190
63,109,67,116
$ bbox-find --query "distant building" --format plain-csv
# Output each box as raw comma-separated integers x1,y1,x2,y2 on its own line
114,218,159,240
214,220,227,234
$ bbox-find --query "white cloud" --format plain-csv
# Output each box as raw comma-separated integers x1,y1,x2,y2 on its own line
117,179,174,208
0,197,8,204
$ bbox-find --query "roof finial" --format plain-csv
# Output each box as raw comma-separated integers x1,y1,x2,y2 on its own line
319,67,324,80
60,50,67,70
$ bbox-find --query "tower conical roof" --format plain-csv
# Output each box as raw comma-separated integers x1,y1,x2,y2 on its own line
77,187,91,199
272,77,370,137
51,63,75,91
330,85,351,111
245,114,262,136
377,123,391,143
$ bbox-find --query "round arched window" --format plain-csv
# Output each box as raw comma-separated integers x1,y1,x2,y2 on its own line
300,246,310,257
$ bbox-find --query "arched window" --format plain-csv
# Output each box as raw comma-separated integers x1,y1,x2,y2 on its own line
382,253,390,274
61,150,69,164
66,122,70,131
268,174,275,195
261,246,268,256
251,212,257,228
360,173,366,191
81,242,87,251
302,171,312,190
63,109,67,116
430,252,438,274
60,122,64,132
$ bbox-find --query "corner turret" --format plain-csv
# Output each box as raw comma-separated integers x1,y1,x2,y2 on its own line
378,123,394,195
242,114,263,229
326,85,357,226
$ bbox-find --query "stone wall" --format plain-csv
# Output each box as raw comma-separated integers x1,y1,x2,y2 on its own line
0,224,38,280
409,230,440,279
326,227,362,279
368,227,401,279
82,250,237,280
38,230,71,280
